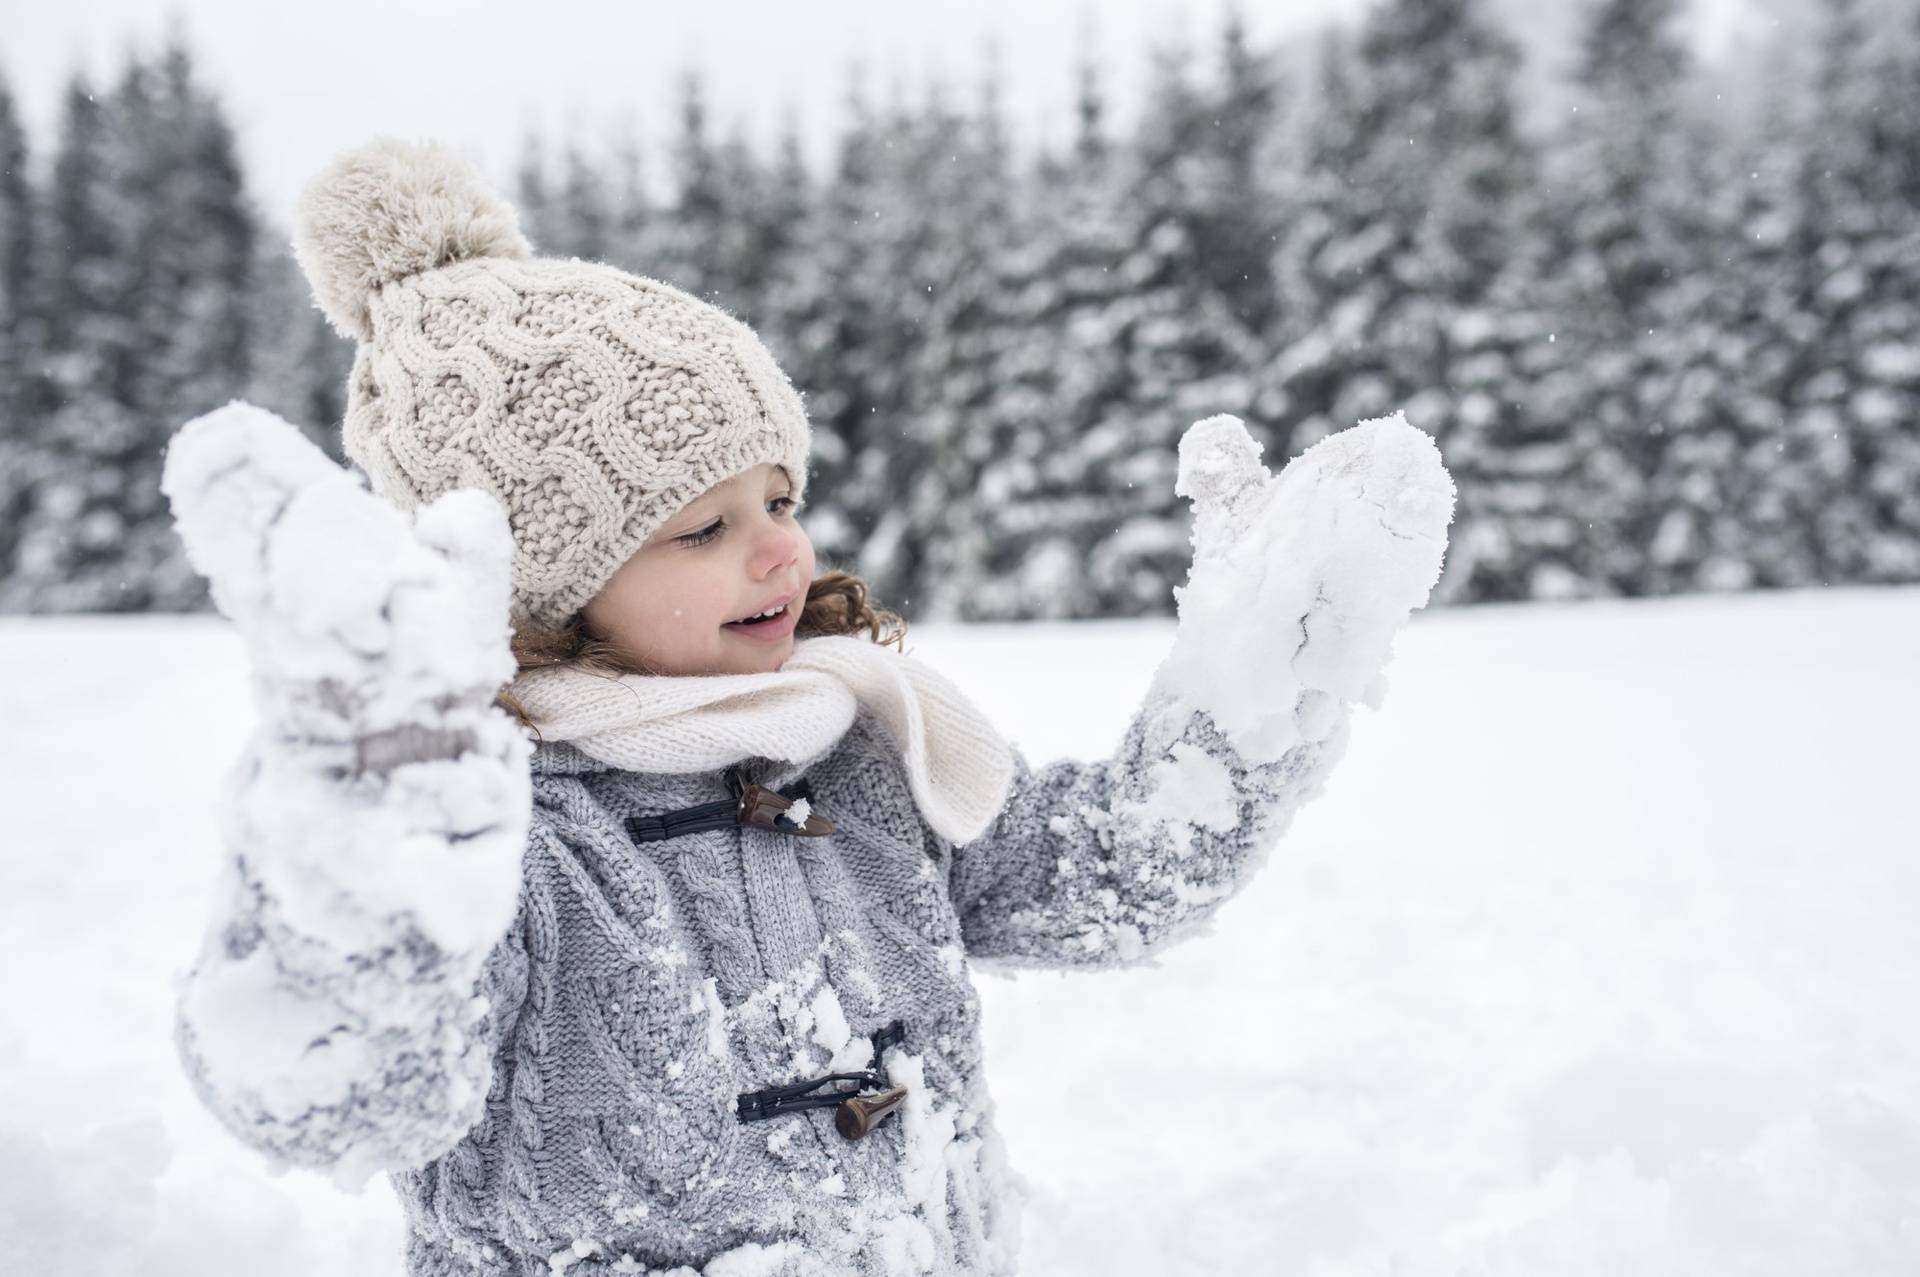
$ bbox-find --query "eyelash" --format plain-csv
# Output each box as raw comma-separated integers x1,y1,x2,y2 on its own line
678,496,801,547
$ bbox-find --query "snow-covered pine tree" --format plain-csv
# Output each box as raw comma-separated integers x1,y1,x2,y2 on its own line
1070,27,1281,616
0,74,125,613
760,82,875,578
0,68,37,578
0,69,28,396
739,120,811,333
1272,0,1542,604
1,39,257,613
511,129,615,262
511,130,562,255
1704,59,1820,591
558,138,614,263
242,241,350,465
652,68,730,304
1193,3,1284,338
900,54,1027,623
770,66,931,606
921,44,1126,622
830,77,985,614
113,39,255,610
605,114,652,273
633,73,798,318
139,38,254,425
1538,0,1730,597
1787,0,1920,583
1267,27,1366,456
707,125,771,316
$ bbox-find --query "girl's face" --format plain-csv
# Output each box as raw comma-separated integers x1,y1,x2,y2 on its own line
581,462,815,676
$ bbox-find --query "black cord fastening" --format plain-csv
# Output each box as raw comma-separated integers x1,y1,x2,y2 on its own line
736,1020,909,1137
735,1070,887,1122
625,767,826,844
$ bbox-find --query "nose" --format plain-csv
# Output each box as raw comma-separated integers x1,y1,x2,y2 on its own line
749,514,800,580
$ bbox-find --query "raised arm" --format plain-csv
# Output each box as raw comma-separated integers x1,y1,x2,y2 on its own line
161,402,533,1189
945,412,1454,971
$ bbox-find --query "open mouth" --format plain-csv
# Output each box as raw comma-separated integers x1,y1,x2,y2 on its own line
722,593,799,634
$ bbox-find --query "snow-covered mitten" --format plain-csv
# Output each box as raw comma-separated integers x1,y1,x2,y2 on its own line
945,410,1454,970
162,401,531,1184
162,399,518,765
1149,409,1455,763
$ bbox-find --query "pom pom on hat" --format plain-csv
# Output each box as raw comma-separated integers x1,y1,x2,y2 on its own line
292,137,532,341
291,134,814,631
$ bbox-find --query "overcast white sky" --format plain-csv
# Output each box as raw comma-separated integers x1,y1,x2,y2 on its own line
4,0,1766,226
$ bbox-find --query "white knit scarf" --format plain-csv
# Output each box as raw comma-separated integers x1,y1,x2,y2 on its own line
506,635,1017,847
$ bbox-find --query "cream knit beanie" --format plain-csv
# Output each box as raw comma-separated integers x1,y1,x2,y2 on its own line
290,136,812,633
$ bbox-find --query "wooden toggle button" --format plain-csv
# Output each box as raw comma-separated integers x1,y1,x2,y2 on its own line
736,782,836,837
834,1085,908,1140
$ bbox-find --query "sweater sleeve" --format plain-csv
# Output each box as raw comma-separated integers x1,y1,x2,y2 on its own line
939,412,1451,971
171,727,533,1190
940,694,1346,971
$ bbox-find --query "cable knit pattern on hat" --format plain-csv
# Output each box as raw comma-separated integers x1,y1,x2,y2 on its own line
291,137,811,631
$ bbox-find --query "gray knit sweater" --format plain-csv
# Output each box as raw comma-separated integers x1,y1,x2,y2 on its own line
176,694,1322,1276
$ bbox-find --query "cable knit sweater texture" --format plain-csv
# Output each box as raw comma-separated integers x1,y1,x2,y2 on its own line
175,690,1314,1277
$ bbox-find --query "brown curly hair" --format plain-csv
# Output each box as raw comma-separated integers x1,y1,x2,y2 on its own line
494,567,908,735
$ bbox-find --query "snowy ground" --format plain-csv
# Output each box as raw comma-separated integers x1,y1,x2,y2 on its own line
2,587,1915,1275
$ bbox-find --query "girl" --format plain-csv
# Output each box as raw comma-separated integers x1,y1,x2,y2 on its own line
161,138,1454,1277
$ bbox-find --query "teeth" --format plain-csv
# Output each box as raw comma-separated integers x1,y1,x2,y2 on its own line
736,602,785,623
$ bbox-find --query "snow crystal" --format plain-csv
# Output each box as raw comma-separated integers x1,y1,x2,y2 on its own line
809,983,874,1073
696,978,728,1061
177,941,370,1117
1167,875,1234,908
546,1236,602,1274
872,1212,938,1277
1075,803,1114,851
701,1240,808,1276
1115,740,1239,861
886,1048,956,1225
644,943,689,968
1107,923,1145,962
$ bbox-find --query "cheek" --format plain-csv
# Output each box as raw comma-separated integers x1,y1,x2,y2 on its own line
663,574,726,627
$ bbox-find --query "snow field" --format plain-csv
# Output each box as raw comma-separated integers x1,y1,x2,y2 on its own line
2,587,1916,1274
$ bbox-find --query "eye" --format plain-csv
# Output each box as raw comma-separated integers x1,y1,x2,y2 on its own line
677,519,724,547
675,496,800,548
